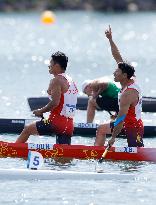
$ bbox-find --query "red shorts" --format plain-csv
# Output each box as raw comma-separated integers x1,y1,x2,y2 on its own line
36,115,74,144
110,121,144,147
48,114,74,136
124,126,144,147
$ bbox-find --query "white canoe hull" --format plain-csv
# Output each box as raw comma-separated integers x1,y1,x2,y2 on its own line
0,169,135,181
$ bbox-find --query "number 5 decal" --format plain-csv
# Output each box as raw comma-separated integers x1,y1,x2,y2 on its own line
33,156,40,166
27,151,44,169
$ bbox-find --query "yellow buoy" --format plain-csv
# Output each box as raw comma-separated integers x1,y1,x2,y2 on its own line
41,10,56,24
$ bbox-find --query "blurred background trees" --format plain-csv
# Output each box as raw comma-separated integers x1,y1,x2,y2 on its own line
0,0,156,12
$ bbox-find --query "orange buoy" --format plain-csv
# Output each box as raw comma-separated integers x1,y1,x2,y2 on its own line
41,10,55,24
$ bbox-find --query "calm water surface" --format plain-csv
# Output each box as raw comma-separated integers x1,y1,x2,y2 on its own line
0,11,156,204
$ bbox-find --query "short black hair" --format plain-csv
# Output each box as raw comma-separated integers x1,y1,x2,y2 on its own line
118,62,135,79
51,51,68,70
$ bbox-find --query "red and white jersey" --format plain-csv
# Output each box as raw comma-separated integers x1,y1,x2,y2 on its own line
49,73,78,119
118,81,142,127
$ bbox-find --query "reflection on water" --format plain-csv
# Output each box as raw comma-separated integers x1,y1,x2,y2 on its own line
117,161,148,172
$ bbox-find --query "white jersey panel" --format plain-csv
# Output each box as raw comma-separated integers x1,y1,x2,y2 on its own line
59,73,78,118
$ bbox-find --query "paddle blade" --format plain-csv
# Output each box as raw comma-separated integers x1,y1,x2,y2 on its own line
98,157,105,163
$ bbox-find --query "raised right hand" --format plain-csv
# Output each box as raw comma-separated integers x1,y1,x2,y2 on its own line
105,25,112,40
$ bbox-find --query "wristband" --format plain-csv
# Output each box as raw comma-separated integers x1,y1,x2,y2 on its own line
114,115,126,127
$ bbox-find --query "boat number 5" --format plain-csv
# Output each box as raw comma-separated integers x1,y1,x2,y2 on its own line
27,151,44,169
33,156,39,166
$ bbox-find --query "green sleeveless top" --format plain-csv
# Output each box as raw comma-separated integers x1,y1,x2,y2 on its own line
100,82,120,98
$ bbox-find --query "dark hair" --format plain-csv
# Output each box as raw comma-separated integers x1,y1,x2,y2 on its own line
51,51,68,70
118,62,135,79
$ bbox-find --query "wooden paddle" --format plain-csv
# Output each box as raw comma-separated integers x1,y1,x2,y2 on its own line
98,144,111,163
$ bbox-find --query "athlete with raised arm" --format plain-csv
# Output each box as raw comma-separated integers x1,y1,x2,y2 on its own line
95,26,144,147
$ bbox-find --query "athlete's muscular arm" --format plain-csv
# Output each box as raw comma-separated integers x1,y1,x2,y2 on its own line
105,25,123,64
91,81,108,98
33,78,61,117
108,90,134,146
